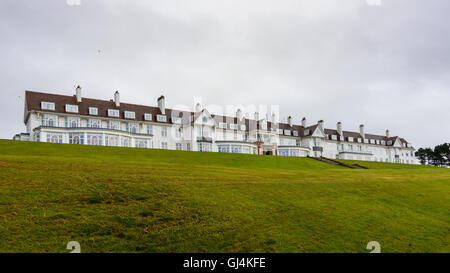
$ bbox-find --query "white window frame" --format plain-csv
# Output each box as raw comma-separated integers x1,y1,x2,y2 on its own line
261,123,267,130
41,102,55,111
124,111,136,119
65,104,79,113
219,122,227,129
89,107,98,116
172,117,181,124
108,109,120,117
88,119,102,128
284,129,291,135
293,131,298,137
230,124,238,130
277,129,283,134
108,121,121,130
157,115,167,122
240,125,246,131
161,126,168,137
144,113,153,121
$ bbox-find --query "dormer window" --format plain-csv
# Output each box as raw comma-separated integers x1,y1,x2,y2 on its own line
331,135,337,141
124,111,136,119
387,140,392,145
41,102,55,111
277,129,283,134
144,114,152,121
348,137,354,142
157,115,167,122
65,104,78,113
381,140,386,145
284,129,291,135
293,131,298,136
240,125,246,131
108,109,119,117
304,129,309,135
219,122,227,129
89,107,98,116
172,117,181,124
261,123,267,130
370,139,375,144
230,124,238,130
357,138,362,143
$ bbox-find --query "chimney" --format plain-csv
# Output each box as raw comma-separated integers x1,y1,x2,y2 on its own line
254,112,259,121
337,122,343,136
386,129,390,138
271,113,277,124
195,102,202,112
288,116,293,127
75,85,82,103
302,117,307,127
158,95,165,115
237,109,243,120
114,91,120,108
318,120,324,130
360,124,365,139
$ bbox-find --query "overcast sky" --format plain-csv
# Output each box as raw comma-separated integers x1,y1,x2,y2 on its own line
1,0,449,148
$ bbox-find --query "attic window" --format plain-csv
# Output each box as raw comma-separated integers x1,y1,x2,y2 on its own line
157,115,167,122
89,107,98,116
284,129,291,135
381,140,386,145
124,111,136,119
240,125,246,131
304,129,309,135
144,114,152,121
219,122,227,129
261,123,267,130
348,137,354,142
293,131,298,136
108,109,119,117
230,124,238,130
172,117,181,124
41,102,55,111
65,104,79,113
331,135,337,141
387,140,392,145
277,129,283,134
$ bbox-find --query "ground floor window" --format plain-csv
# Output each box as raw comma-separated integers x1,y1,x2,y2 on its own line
218,145,230,153
105,135,119,146
187,143,191,151
161,142,168,149
279,149,289,156
36,132,41,142
121,137,131,147
69,133,84,144
87,134,103,146
198,143,211,152
136,139,148,148
176,143,182,150
47,133,63,143
231,145,241,153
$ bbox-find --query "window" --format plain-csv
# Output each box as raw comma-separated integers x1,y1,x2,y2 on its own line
387,140,392,145
381,140,386,145
231,145,241,153
42,114,57,127
187,143,191,151
331,135,337,140
198,143,211,152
218,145,230,153
348,137,354,142
370,139,375,144
277,129,283,134
108,121,121,130
124,111,136,119
128,123,139,134
47,133,63,143
234,131,238,140
108,109,119,117
261,123,267,130
364,139,369,144
41,102,55,111
136,139,148,148
144,114,153,121
147,125,153,135
161,142,168,149
304,129,309,135
293,131,298,137
87,134,103,145
172,117,181,124
176,143,182,150
105,135,119,146
157,115,167,122
357,138,362,143
35,132,41,142
284,130,291,135
222,131,227,140
121,137,131,147
219,122,227,129
89,107,98,116
240,125,246,131
230,124,238,130
66,117,80,128
88,119,101,128
161,127,167,137
65,104,79,113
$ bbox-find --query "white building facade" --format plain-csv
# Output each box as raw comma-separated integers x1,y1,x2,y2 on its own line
16,88,417,164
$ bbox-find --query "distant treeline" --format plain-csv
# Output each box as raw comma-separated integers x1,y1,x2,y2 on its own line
415,143,450,167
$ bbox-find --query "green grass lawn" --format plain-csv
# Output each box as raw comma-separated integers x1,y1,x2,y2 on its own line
0,140,449,253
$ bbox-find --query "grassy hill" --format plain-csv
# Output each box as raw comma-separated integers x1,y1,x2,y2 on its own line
0,140,448,253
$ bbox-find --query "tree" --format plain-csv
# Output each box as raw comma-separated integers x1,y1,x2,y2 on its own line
415,148,428,165
434,143,450,167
